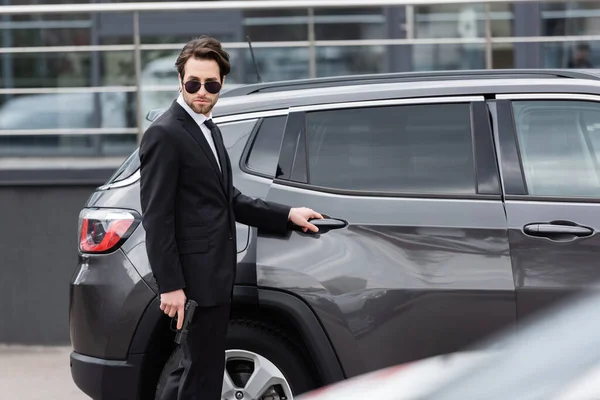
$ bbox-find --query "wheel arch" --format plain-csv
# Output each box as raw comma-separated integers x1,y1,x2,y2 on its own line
129,296,177,399
131,285,346,398
231,286,346,387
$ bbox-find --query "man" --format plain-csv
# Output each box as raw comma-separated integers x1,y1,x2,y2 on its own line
568,42,593,69
139,36,322,400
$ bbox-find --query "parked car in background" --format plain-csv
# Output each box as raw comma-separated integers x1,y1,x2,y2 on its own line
0,92,131,157
70,69,600,400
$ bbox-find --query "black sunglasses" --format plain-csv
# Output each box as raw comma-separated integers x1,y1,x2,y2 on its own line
183,80,222,94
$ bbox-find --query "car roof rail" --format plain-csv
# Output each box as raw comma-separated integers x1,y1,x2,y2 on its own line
221,68,600,97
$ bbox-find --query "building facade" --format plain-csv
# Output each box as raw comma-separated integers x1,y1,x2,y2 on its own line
0,0,599,159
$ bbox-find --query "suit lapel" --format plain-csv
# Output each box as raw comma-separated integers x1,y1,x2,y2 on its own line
171,102,227,195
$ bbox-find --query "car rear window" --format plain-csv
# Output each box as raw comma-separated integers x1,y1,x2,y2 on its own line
106,148,140,184
245,116,288,177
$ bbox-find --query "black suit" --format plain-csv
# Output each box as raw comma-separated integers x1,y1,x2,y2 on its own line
139,100,290,399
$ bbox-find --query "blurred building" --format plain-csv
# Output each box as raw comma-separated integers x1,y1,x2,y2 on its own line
0,0,599,160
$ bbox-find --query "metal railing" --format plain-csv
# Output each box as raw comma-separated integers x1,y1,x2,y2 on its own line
0,0,598,144
0,0,592,13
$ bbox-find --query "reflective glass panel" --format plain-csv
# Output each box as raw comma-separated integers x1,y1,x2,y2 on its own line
314,7,386,40
316,46,386,77
413,44,486,70
2,51,134,88
0,92,136,130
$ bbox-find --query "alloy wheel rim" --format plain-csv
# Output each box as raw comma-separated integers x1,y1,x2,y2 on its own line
222,349,293,400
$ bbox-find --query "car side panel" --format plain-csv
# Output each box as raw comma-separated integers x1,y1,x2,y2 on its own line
491,97,600,319
506,201,600,317
257,187,515,378
69,249,156,359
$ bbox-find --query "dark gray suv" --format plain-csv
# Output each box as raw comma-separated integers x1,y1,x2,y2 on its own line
70,69,600,400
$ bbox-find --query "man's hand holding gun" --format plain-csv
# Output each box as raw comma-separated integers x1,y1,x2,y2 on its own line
159,289,198,344
166,297,198,344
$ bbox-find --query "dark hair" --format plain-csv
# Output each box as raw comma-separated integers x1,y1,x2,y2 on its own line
175,36,231,81
576,42,591,52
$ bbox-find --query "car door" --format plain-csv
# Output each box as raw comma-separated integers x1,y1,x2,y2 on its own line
256,95,516,378
492,93,600,320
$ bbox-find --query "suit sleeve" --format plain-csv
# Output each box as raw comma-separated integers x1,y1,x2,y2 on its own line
232,186,291,234
139,125,186,294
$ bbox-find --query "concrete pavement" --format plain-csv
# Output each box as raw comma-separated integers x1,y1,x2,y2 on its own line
0,345,88,400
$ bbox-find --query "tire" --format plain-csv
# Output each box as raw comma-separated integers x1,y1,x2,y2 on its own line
155,318,319,400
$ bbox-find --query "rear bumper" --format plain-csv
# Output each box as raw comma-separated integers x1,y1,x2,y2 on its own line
70,351,145,400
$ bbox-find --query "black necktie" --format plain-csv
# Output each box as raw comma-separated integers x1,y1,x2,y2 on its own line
204,118,227,179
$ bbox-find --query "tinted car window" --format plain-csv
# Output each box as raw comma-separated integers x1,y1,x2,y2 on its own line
245,116,287,177
512,100,600,197
305,103,476,194
220,119,258,149
106,148,140,183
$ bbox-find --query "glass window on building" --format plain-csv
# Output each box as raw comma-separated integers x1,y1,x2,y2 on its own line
542,2,600,68
243,9,309,42
314,8,387,77
412,3,514,70
314,7,387,40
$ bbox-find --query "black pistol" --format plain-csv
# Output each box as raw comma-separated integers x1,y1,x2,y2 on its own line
172,299,198,345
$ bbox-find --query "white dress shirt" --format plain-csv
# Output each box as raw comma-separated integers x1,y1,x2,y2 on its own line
176,95,291,219
176,94,221,172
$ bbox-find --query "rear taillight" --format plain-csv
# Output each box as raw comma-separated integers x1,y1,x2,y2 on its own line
78,208,141,254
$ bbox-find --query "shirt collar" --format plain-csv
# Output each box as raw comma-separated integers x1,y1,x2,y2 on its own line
176,93,212,127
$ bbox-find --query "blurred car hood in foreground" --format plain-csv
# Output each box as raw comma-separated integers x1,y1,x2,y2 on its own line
297,352,491,400
298,287,600,400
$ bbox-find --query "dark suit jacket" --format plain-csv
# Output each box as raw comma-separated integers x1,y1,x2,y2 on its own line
139,100,291,306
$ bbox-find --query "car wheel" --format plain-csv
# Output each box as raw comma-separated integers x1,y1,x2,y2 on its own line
155,319,319,400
